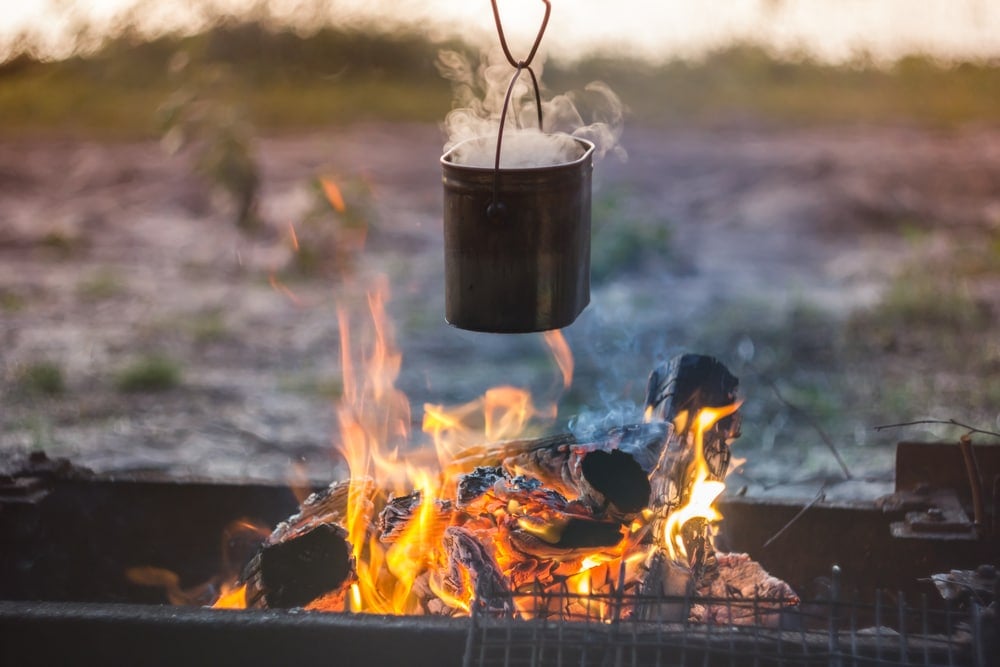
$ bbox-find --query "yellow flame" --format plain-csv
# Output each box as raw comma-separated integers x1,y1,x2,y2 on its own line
662,403,741,562
350,583,362,611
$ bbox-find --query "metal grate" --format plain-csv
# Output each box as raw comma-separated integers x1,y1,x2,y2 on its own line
462,577,987,667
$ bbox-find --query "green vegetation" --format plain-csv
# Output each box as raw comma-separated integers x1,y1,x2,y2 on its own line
278,372,343,399
591,187,674,284
0,289,26,312
115,355,183,392
17,361,65,396
159,56,262,231
0,23,454,138
548,48,1000,128
39,229,87,258
179,308,230,344
286,174,376,278
77,268,126,301
681,233,1000,467
1,22,996,139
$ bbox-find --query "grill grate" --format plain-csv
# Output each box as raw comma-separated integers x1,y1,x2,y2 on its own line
462,580,987,667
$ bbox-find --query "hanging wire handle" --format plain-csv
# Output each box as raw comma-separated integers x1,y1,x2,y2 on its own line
488,0,551,220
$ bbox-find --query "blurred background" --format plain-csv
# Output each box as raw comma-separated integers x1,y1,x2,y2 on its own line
1,0,998,499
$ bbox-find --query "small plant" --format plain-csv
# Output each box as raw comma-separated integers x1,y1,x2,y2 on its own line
115,355,182,392
18,361,65,396
874,272,987,331
590,188,674,284
183,309,229,343
0,289,25,312
77,268,125,301
159,52,261,232
285,174,375,278
39,229,86,258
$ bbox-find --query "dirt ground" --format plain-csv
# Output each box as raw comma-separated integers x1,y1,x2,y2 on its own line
2,122,998,498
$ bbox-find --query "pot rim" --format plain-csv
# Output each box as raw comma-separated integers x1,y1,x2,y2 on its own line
440,134,595,173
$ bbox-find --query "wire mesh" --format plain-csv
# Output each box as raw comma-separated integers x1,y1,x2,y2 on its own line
462,585,986,667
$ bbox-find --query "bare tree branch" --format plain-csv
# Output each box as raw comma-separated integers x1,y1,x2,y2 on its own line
873,419,1000,440
746,362,852,480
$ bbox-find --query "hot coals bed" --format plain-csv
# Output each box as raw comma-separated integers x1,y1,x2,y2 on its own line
1,448,996,667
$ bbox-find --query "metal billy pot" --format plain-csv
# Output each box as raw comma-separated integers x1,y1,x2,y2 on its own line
440,0,592,333
441,135,594,333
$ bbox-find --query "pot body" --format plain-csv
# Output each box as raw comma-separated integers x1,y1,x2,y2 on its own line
441,136,594,333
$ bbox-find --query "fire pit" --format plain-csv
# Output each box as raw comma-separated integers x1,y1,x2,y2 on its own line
1,436,995,666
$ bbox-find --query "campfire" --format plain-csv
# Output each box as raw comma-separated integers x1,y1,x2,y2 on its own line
206,284,797,624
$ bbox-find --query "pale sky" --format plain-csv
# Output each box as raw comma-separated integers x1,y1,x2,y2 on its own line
1,0,999,64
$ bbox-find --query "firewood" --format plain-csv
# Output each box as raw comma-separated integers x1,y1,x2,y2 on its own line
269,477,375,542
442,526,512,615
633,547,695,622
643,355,741,575
644,353,741,482
508,515,625,560
241,479,372,609
456,466,625,567
242,522,353,609
692,552,799,626
377,491,455,544
501,423,670,519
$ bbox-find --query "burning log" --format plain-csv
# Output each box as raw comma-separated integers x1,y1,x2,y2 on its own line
378,491,454,544
507,514,625,560
242,480,367,609
441,526,511,616
633,548,695,622
644,353,741,482
642,355,741,575
502,423,667,519
242,522,353,609
455,466,625,559
227,353,781,620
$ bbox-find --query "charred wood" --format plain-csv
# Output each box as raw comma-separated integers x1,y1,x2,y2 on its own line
501,422,670,519
508,515,625,560
442,526,511,616
634,548,694,622
377,491,454,544
643,355,742,575
644,353,740,482
242,522,353,609
241,479,368,609
693,552,799,626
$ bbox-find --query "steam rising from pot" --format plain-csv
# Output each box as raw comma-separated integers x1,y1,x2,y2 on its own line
437,48,626,168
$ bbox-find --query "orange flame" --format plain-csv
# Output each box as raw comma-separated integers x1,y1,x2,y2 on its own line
320,176,347,213
543,330,573,389
212,583,248,609
268,273,304,307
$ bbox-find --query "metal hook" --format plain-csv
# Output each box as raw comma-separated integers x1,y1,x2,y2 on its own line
489,0,550,216
490,0,551,69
